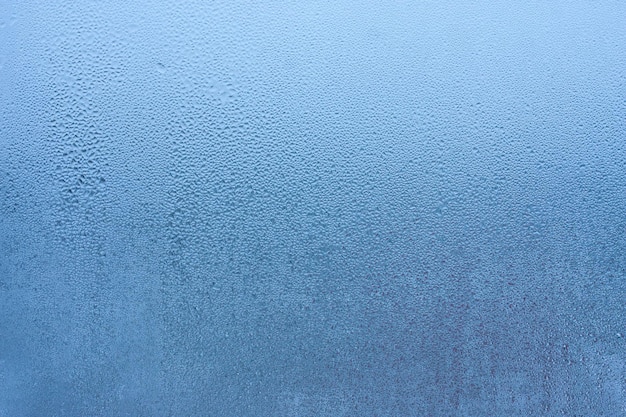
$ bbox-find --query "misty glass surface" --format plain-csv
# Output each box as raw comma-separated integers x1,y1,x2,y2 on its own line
1,1,625,416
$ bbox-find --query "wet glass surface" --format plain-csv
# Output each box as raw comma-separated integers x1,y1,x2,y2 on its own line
1,1,625,415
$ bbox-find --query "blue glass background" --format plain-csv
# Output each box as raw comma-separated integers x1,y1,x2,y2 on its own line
1,1,625,415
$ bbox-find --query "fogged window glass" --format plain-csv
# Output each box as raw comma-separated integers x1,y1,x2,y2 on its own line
1,1,625,416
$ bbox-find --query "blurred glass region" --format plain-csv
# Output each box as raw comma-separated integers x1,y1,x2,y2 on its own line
1,1,625,416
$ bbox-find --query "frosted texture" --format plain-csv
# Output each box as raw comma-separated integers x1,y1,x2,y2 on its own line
1,1,625,416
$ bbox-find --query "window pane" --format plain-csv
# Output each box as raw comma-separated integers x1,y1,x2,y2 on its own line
1,1,625,415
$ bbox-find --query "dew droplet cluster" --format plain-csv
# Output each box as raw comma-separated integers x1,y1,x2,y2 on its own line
1,1,625,416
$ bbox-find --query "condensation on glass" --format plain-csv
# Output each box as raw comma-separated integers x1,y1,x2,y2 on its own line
1,1,625,416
